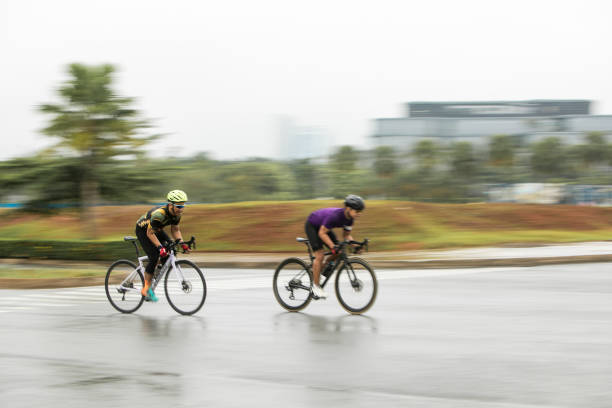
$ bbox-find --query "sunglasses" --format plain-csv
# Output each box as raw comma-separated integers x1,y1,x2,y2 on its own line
173,204,186,209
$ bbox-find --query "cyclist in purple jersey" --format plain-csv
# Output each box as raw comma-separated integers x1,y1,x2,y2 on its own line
305,194,365,299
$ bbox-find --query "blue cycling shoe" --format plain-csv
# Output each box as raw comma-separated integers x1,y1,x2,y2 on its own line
147,288,158,302
141,287,158,302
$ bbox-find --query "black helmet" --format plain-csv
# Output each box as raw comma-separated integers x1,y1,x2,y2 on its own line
344,194,365,211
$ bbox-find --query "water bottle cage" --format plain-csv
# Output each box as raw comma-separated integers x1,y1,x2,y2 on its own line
154,264,163,279
323,262,334,277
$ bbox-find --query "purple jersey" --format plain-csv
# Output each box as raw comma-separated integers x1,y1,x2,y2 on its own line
307,207,353,231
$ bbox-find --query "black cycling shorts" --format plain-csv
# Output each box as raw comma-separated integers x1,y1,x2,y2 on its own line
135,226,171,275
304,220,338,252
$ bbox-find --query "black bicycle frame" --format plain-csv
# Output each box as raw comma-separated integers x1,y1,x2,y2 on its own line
300,239,364,288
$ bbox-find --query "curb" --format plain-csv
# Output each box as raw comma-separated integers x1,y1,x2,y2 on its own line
365,254,612,269
2,254,612,289
204,254,612,269
0,277,106,290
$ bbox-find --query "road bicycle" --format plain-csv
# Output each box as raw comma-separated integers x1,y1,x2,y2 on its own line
104,236,206,315
273,238,377,315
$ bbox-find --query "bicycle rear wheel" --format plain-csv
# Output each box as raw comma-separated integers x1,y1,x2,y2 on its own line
164,260,207,315
105,260,144,314
335,258,377,315
273,258,312,312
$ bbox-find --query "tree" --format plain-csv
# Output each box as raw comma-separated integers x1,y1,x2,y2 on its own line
327,145,365,198
213,160,293,202
530,137,566,178
0,156,157,211
581,132,607,169
330,145,359,172
39,63,158,238
449,142,477,179
373,146,398,178
290,159,317,199
412,140,438,174
488,134,515,167
0,157,74,208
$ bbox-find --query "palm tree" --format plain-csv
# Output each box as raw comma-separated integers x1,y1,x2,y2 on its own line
39,63,158,238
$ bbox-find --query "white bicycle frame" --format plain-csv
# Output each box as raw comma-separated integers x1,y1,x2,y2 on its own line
117,249,187,293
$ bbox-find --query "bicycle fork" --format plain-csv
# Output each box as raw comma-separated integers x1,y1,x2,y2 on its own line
155,257,192,293
345,263,363,292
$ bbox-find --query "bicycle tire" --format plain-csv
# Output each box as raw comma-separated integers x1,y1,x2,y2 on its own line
334,257,378,315
164,259,207,315
273,257,313,312
105,259,145,314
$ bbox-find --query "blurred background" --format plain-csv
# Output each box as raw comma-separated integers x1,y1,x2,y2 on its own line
2,5,611,406
1,0,611,209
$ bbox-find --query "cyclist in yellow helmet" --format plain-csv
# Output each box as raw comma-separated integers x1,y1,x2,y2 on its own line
135,190,191,302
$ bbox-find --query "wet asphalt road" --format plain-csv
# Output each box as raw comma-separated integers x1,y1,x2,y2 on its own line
1,263,611,408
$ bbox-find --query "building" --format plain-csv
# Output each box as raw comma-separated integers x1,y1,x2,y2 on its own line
371,100,612,151
277,116,331,160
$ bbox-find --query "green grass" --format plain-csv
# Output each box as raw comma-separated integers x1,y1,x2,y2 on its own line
3,199,612,280
416,229,612,248
0,266,104,279
2,200,612,253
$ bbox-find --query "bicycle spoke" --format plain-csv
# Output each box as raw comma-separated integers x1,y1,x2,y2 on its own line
105,260,144,314
164,260,207,315
335,259,377,314
273,258,312,311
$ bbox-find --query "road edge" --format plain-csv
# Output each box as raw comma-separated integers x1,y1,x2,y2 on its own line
2,254,612,289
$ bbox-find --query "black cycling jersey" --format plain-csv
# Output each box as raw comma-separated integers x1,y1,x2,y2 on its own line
136,204,181,232
135,204,181,276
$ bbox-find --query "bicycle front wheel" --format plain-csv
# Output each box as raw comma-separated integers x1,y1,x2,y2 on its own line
164,260,207,315
273,258,312,312
335,258,377,315
105,260,144,314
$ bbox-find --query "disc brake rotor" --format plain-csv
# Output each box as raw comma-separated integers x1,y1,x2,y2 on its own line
182,280,193,293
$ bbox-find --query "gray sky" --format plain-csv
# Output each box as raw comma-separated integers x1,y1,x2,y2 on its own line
1,0,611,161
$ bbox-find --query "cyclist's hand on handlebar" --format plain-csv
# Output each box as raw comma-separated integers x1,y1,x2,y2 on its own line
349,240,365,254
331,245,339,255
158,246,168,258
180,242,190,253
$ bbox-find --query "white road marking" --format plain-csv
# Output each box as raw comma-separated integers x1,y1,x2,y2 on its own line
0,267,515,313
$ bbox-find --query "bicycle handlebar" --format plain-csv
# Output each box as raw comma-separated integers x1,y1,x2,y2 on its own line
165,236,196,253
330,238,369,254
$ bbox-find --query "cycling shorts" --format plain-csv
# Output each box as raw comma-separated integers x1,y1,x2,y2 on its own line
304,220,338,252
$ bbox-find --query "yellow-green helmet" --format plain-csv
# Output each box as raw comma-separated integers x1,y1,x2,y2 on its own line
167,189,188,203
